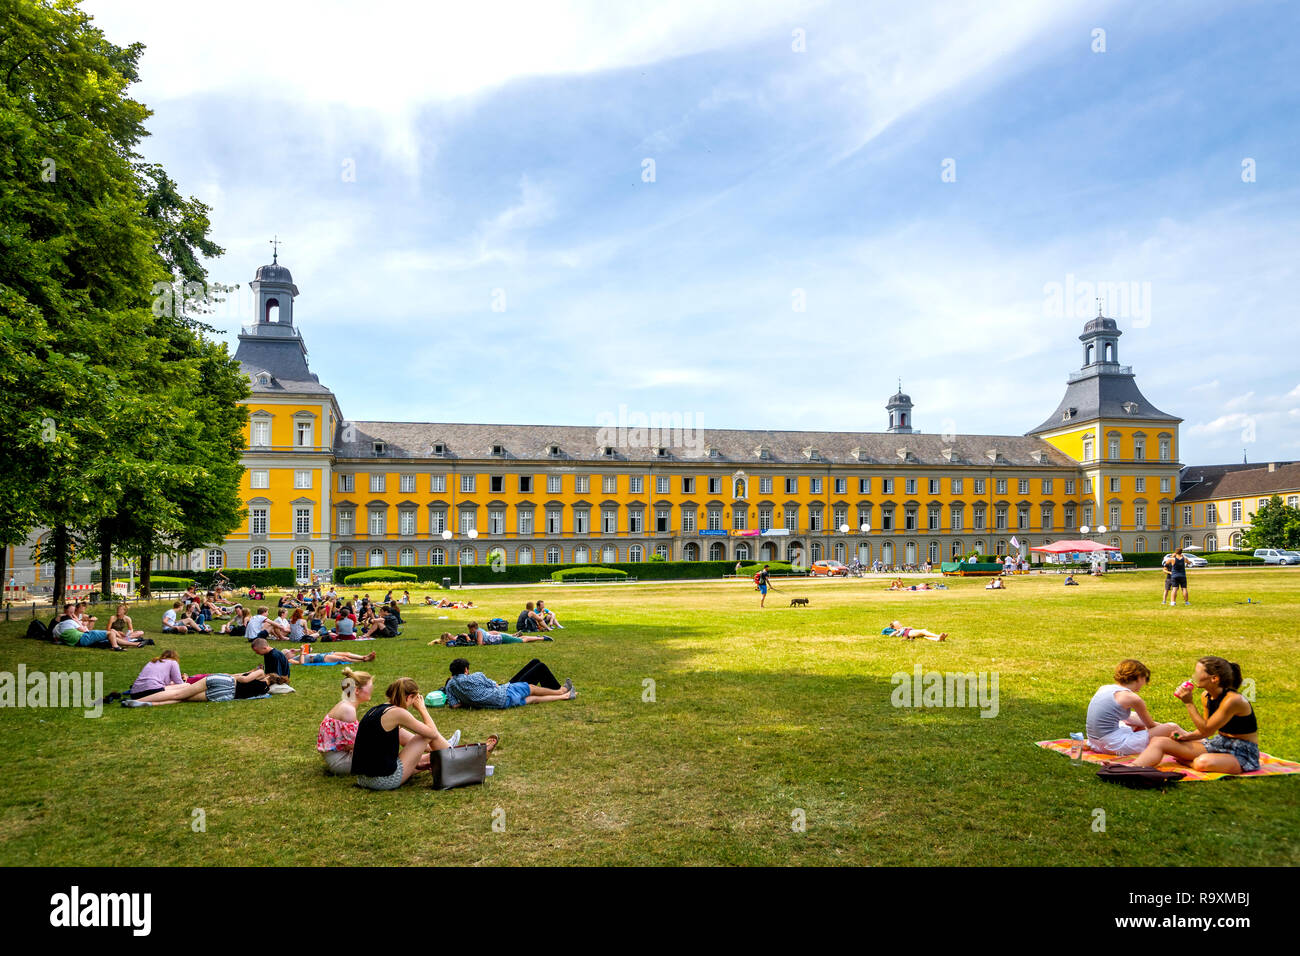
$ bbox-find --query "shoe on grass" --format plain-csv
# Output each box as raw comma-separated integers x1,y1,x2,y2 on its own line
122,699,152,707
563,677,573,693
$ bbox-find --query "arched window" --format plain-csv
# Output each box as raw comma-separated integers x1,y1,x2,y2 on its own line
1206,534,1218,552
545,546,561,564
708,542,724,561
995,540,1007,556
787,542,804,566
250,548,269,570
629,545,643,562
207,549,225,569
736,543,750,561
336,547,354,567
904,541,916,566
1181,535,1192,549
682,543,699,561
264,297,280,323
1229,532,1241,550
460,547,476,565
368,547,386,567
881,541,894,566
654,544,669,559
974,540,985,556
928,541,939,564
429,547,445,566
399,547,415,566
293,548,312,583
857,543,871,565
1135,536,1146,552
602,545,617,563
574,545,589,564
833,542,845,562
811,542,823,562
950,540,963,559
517,546,533,565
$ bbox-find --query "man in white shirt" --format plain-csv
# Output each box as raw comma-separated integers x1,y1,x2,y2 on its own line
162,601,199,634
246,606,270,642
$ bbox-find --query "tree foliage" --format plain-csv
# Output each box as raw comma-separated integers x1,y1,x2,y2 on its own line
1243,495,1300,551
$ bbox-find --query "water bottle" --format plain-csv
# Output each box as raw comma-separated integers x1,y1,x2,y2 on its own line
1069,732,1086,764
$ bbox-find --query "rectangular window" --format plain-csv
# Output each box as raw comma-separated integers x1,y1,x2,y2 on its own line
905,478,917,495
1231,501,1242,522
1084,478,1094,495
904,507,917,531
1182,505,1192,525
488,509,505,534
834,477,847,495
682,477,695,494
573,510,589,534
460,474,475,493
880,507,893,532
1109,477,1121,493
1289,496,1299,509
518,510,533,535
859,477,871,494
707,508,722,531
809,509,822,532
995,506,1008,530
251,419,270,447
1083,438,1094,461
784,507,798,531
250,508,268,535
1041,478,1053,495
882,478,894,495
681,510,695,534
338,473,354,493
833,506,847,528
810,477,823,494
628,476,642,494
1064,479,1075,495
399,474,416,493
547,475,562,494
973,479,985,495
995,479,1007,495
1017,506,1029,530
927,506,940,530
656,508,669,532
928,478,940,495
369,510,385,535
950,506,963,531
1135,505,1146,526
1207,504,1217,523
1160,505,1169,528
973,506,986,531
1134,477,1145,493
546,509,562,534
759,507,772,531
519,475,533,494
295,470,311,489
602,509,617,533
429,511,445,534
369,473,385,493
295,421,313,446
1083,505,1093,526
732,509,746,531
1134,440,1145,459
460,510,476,535
951,478,963,495
1064,505,1075,529
430,474,446,493
490,475,504,494
760,477,773,494
656,476,670,494
708,477,722,494
629,511,643,533
1158,438,1170,461
1108,438,1120,459
399,510,416,535
603,475,617,494
250,470,269,490
1109,505,1121,528
1041,505,1053,529
1160,477,1171,493
785,477,798,494
575,476,590,494
337,509,353,536
1019,479,1030,495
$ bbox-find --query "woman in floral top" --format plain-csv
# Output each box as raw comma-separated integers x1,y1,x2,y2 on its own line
317,667,371,775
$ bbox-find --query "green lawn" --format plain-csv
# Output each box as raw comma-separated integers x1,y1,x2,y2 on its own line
2,569,1297,866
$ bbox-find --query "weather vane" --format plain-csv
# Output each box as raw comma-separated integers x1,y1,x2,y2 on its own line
270,235,282,264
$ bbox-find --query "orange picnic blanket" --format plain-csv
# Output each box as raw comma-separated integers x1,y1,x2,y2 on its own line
1036,739,1300,781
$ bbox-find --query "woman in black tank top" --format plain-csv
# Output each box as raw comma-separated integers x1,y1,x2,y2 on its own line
352,678,452,790
1122,656,1259,774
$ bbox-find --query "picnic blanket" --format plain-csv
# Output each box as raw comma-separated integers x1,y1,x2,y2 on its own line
1036,739,1300,781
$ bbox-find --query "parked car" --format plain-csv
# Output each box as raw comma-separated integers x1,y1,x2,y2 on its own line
809,559,849,577
1163,553,1208,568
1254,548,1300,565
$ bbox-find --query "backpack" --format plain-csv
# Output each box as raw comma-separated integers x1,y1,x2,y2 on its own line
26,618,54,642
486,617,510,632
1096,765,1185,789
753,572,762,585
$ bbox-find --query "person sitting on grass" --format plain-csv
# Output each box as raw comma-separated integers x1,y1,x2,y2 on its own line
1085,659,1183,756
53,604,141,650
1118,656,1260,774
985,577,1006,590
443,657,576,709
251,637,292,679
222,606,251,636
316,667,370,775
535,599,564,629
246,606,271,641
108,603,146,643
290,646,376,665
466,621,549,646
515,601,550,633
887,578,906,591
75,601,97,629
352,677,456,790
289,608,322,642
128,649,187,700
264,610,291,641
355,605,399,639
124,668,288,705
334,603,358,639
881,621,947,642
162,600,201,634
1063,574,1079,586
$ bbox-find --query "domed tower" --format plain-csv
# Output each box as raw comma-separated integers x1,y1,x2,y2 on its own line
886,384,914,434
250,248,299,327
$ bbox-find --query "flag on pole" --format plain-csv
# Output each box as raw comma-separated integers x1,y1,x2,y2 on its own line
1010,536,1021,552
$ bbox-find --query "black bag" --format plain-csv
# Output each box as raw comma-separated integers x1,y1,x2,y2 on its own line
1096,765,1185,788
509,657,560,691
430,743,487,790
26,618,54,641
486,617,510,632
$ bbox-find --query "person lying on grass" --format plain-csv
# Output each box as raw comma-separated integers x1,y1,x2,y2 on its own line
1085,659,1183,755
881,621,947,642
351,677,498,790
287,647,377,665
425,596,478,608
466,621,550,646
887,578,906,590
317,666,369,775
443,657,577,709
1116,656,1260,774
123,669,288,705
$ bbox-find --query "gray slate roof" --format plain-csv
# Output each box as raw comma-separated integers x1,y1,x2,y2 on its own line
233,332,333,395
336,420,1079,468
1175,462,1300,503
1027,370,1180,435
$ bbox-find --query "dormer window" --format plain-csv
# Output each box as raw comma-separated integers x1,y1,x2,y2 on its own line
805,447,821,461
1062,407,1077,421
432,442,446,456
705,446,720,459
255,371,272,387
373,441,386,456
755,445,771,460
491,444,505,457
1122,402,1139,414
547,444,562,458
601,446,616,458
655,447,670,459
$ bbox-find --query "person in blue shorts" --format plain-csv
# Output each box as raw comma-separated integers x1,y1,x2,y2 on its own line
443,658,576,709
755,564,771,607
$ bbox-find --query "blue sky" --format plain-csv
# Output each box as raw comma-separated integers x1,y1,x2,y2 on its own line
87,0,1299,465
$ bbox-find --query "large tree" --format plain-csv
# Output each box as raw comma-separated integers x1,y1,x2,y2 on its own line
1243,495,1300,551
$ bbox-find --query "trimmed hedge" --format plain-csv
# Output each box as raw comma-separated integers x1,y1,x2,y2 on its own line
187,568,299,588
550,566,629,582
738,562,802,577
344,569,418,586
334,560,743,586
135,576,194,591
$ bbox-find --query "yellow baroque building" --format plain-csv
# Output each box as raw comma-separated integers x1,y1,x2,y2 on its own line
202,258,1242,582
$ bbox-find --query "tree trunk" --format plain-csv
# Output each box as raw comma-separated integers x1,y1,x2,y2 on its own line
139,553,152,600
0,543,7,601
99,523,113,601
52,524,68,607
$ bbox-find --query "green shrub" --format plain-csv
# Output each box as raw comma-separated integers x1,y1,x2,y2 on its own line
343,569,418,586
333,560,741,586
737,561,801,577
550,566,630,582
188,568,298,588
141,576,195,591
